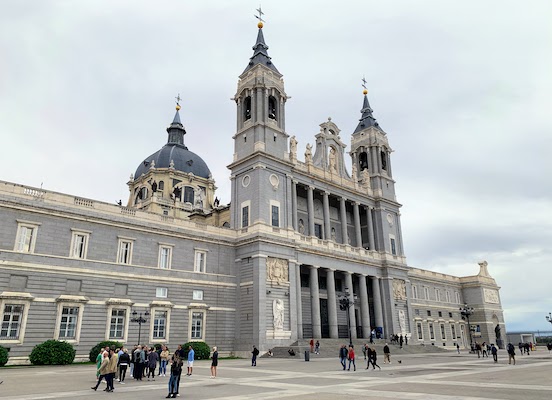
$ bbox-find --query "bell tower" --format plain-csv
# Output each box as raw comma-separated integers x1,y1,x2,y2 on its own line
232,19,289,163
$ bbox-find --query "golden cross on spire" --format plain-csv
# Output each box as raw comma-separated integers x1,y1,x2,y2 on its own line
361,76,368,95
255,5,265,23
175,94,182,110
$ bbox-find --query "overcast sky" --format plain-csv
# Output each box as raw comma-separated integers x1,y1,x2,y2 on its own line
1,1,551,332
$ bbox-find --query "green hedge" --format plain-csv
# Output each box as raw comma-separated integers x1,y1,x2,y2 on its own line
182,341,210,360
29,340,76,365
0,345,9,367
88,341,124,362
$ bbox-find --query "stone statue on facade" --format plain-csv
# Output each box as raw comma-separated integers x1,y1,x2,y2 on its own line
289,136,297,162
305,144,313,164
194,187,204,209
361,169,371,189
393,279,407,300
328,147,337,172
273,299,284,330
267,257,288,284
398,309,406,334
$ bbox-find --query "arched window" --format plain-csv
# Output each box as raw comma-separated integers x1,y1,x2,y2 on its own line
268,96,277,120
244,96,252,120
158,181,164,191
381,151,387,170
359,152,368,170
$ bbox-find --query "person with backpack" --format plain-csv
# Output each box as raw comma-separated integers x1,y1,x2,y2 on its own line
491,344,498,363
507,342,516,365
251,345,259,366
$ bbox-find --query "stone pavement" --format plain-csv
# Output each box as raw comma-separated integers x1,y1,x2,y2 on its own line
1,350,552,400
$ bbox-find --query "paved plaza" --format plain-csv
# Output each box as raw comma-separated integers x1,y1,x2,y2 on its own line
1,350,552,400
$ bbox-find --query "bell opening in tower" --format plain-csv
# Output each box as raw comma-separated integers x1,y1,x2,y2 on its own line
268,95,277,120
244,96,252,120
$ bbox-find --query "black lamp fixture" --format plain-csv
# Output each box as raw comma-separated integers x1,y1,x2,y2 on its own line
131,310,150,345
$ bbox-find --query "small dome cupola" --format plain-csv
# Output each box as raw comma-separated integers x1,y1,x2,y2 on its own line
167,98,186,146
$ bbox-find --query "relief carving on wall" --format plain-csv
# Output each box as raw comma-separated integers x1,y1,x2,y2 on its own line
484,288,500,304
398,309,406,334
266,257,288,284
273,299,284,330
393,279,407,300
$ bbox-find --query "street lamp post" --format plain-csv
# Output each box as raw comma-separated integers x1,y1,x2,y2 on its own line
460,304,475,351
339,287,356,347
131,310,150,345
546,312,552,325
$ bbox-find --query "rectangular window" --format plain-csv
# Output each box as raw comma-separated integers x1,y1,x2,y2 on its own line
438,311,442,317
424,287,429,300
417,322,423,340
242,205,249,228
435,289,440,302
429,323,435,340
183,186,194,204
109,309,126,339
15,223,39,253
451,324,457,340
319,277,327,290
59,307,79,339
449,312,453,318
117,239,133,264
335,279,343,292
192,290,204,301
191,312,203,339
194,250,207,273
412,285,418,299
71,233,89,259
271,205,279,227
158,246,172,269
440,323,446,340
314,223,323,239
390,238,397,255
152,311,167,339
455,292,461,304
156,287,168,298
415,309,420,316
300,274,309,288
1,304,24,340
427,310,431,316
446,291,451,303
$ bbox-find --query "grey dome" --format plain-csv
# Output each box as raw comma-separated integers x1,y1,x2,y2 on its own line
135,143,211,179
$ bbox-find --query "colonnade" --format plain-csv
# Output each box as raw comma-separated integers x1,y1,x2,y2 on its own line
292,182,376,250
300,265,385,339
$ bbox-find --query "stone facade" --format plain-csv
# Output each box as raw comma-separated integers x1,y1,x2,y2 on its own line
0,22,505,364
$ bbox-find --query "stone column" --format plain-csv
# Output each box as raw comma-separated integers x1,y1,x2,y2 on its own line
307,186,315,237
371,146,378,173
295,263,303,339
358,274,372,338
353,202,362,247
323,191,331,240
292,180,298,231
344,272,357,339
309,266,321,338
386,151,392,177
339,197,348,244
372,277,384,334
366,206,375,251
326,268,338,338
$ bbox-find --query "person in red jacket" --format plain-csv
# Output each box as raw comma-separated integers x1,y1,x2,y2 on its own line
347,345,356,371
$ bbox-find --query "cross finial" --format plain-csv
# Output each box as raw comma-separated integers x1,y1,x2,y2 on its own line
255,5,265,23
175,94,182,111
361,76,367,90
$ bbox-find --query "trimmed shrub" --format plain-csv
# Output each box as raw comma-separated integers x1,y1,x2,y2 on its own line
29,340,76,365
0,345,9,366
88,341,124,362
182,341,210,360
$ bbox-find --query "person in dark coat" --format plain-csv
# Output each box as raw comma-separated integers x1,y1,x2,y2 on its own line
166,355,183,398
147,348,159,381
210,346,219,378
118,348,131,383
491,344,498,363
339,345,348,370
368,347,381,370
251,345,259,366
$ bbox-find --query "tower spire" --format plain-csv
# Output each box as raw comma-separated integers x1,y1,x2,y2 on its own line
242,8,280,75
354,82,381,133
167,95,186,147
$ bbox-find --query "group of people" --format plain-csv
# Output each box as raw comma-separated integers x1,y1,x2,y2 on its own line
92,344,219,398
338,342,395,372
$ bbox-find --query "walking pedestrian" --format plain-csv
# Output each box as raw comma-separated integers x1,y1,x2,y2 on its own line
106,348,118,392
362,343,367,360
370,329,375,344
482,342,488,358
383,343,391,364
399,335,404,349
166,354,183,398
210,346,218,378
457,343,460,354
91,351,109,391
118,348,130,384
251,345,259,367
367,347,381,370
94,349,103,380
310,339,314,353
187,345,195,375
475,343,482,358
339,345,348,370
314,340,320,355
491,344,498,363
347,345,356,371
405,335,408,346
507,342,516,365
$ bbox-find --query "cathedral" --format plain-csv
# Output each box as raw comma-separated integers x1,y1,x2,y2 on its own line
0,20,505,363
